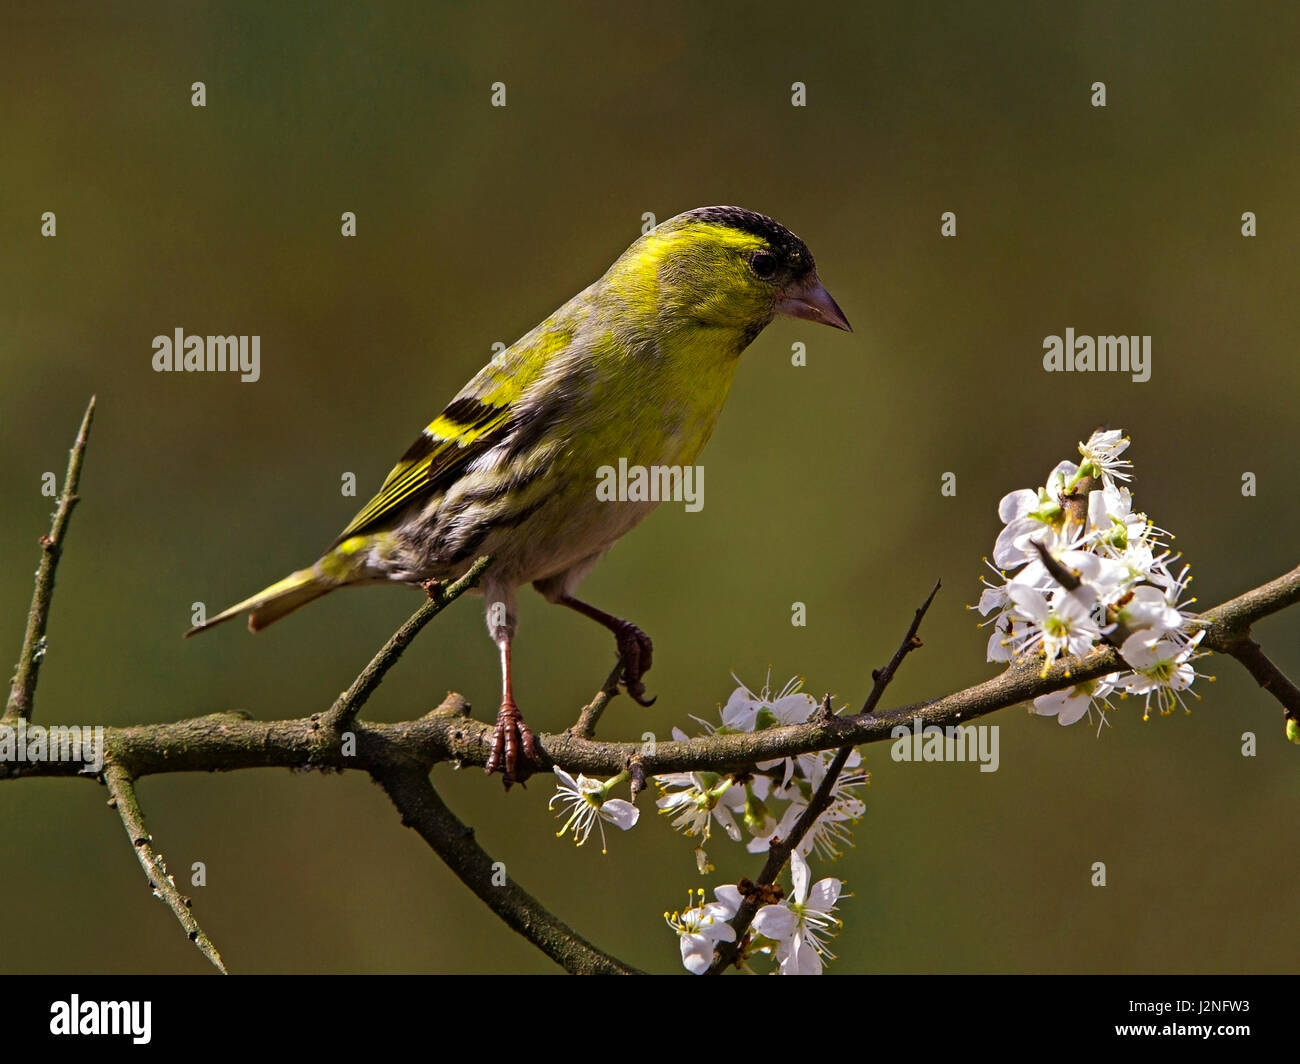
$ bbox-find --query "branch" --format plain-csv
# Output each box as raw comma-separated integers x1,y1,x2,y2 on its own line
860,580,942,715
372,764,640,974
1195,563,1300,723
8,403,1299,974
1032,540,1082,592
322,556,492,732
708,580,940,973
103,764,227,973
7,567,1296,974
1195,564,1300,640
6,563,1297,785
570,662,625,739
4,396,95,724
1222,640,1300,722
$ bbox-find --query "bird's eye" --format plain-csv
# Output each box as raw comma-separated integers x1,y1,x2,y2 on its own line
750,251,778,280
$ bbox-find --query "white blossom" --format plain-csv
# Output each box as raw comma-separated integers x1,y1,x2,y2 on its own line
665,886,741,974
977,428,1207,729
750,852,844,975
549,768,639,854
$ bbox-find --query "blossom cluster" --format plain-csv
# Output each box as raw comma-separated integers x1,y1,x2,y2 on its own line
654,677,866,867
656,675,860,975
542,431,1217,975
976,429,1207,728
545,674,860,975
665,849,843,976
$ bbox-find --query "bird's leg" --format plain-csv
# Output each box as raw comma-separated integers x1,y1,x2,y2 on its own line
485,634,539,789
558,595,656,706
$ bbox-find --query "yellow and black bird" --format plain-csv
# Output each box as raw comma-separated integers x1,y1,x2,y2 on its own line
187,206,851,785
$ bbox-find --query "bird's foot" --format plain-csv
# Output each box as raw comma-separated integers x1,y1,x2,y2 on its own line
614,621,656,706
485,698,540,789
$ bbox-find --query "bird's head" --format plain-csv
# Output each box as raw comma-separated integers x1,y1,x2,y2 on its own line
607,206,851,338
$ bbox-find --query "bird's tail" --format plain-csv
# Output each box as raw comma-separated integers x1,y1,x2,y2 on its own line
184,566,332,637
184,536,382,637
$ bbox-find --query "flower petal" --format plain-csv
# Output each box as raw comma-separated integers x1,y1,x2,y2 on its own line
771,693,818,724
790,933,824,975
600,799,639,831
713,884,742,917
752,903,797,941
998,489,1038,523
789,850,811,904
807,877,842,912
1057,697,1091,726
680,933,714,975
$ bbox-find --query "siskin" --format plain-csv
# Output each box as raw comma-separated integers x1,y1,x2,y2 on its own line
186,206,851,785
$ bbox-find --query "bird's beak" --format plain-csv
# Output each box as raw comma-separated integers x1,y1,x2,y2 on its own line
775,276,852,332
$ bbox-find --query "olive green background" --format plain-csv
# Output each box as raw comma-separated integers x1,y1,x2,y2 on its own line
2,1,1297,974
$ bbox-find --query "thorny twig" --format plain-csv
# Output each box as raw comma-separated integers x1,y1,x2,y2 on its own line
4,396,95,724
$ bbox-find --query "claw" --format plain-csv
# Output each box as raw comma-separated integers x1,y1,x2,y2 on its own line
614,622,656,706
485,698,540,789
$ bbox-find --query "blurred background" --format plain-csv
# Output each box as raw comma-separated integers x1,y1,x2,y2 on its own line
2,0,1297,974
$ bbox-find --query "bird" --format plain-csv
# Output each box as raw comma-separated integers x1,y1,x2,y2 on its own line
185,206,851,786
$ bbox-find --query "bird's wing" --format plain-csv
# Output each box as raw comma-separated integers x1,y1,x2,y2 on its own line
332,395,514,545
332,314,581,545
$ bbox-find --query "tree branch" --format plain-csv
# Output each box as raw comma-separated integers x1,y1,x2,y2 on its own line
1195,564,1300,641
322,555,492,732
570,662,625,739
859,580,942,715
7,403,1298,974
7,567,1296,976
1212,636,1300,722
372,764,641,974
4,396,95,724
103,764,227,973
4,561,1296,786
1195,563,1300,724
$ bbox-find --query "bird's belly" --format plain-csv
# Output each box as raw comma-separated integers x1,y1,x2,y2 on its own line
483,482,661,586
391,459,658,586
